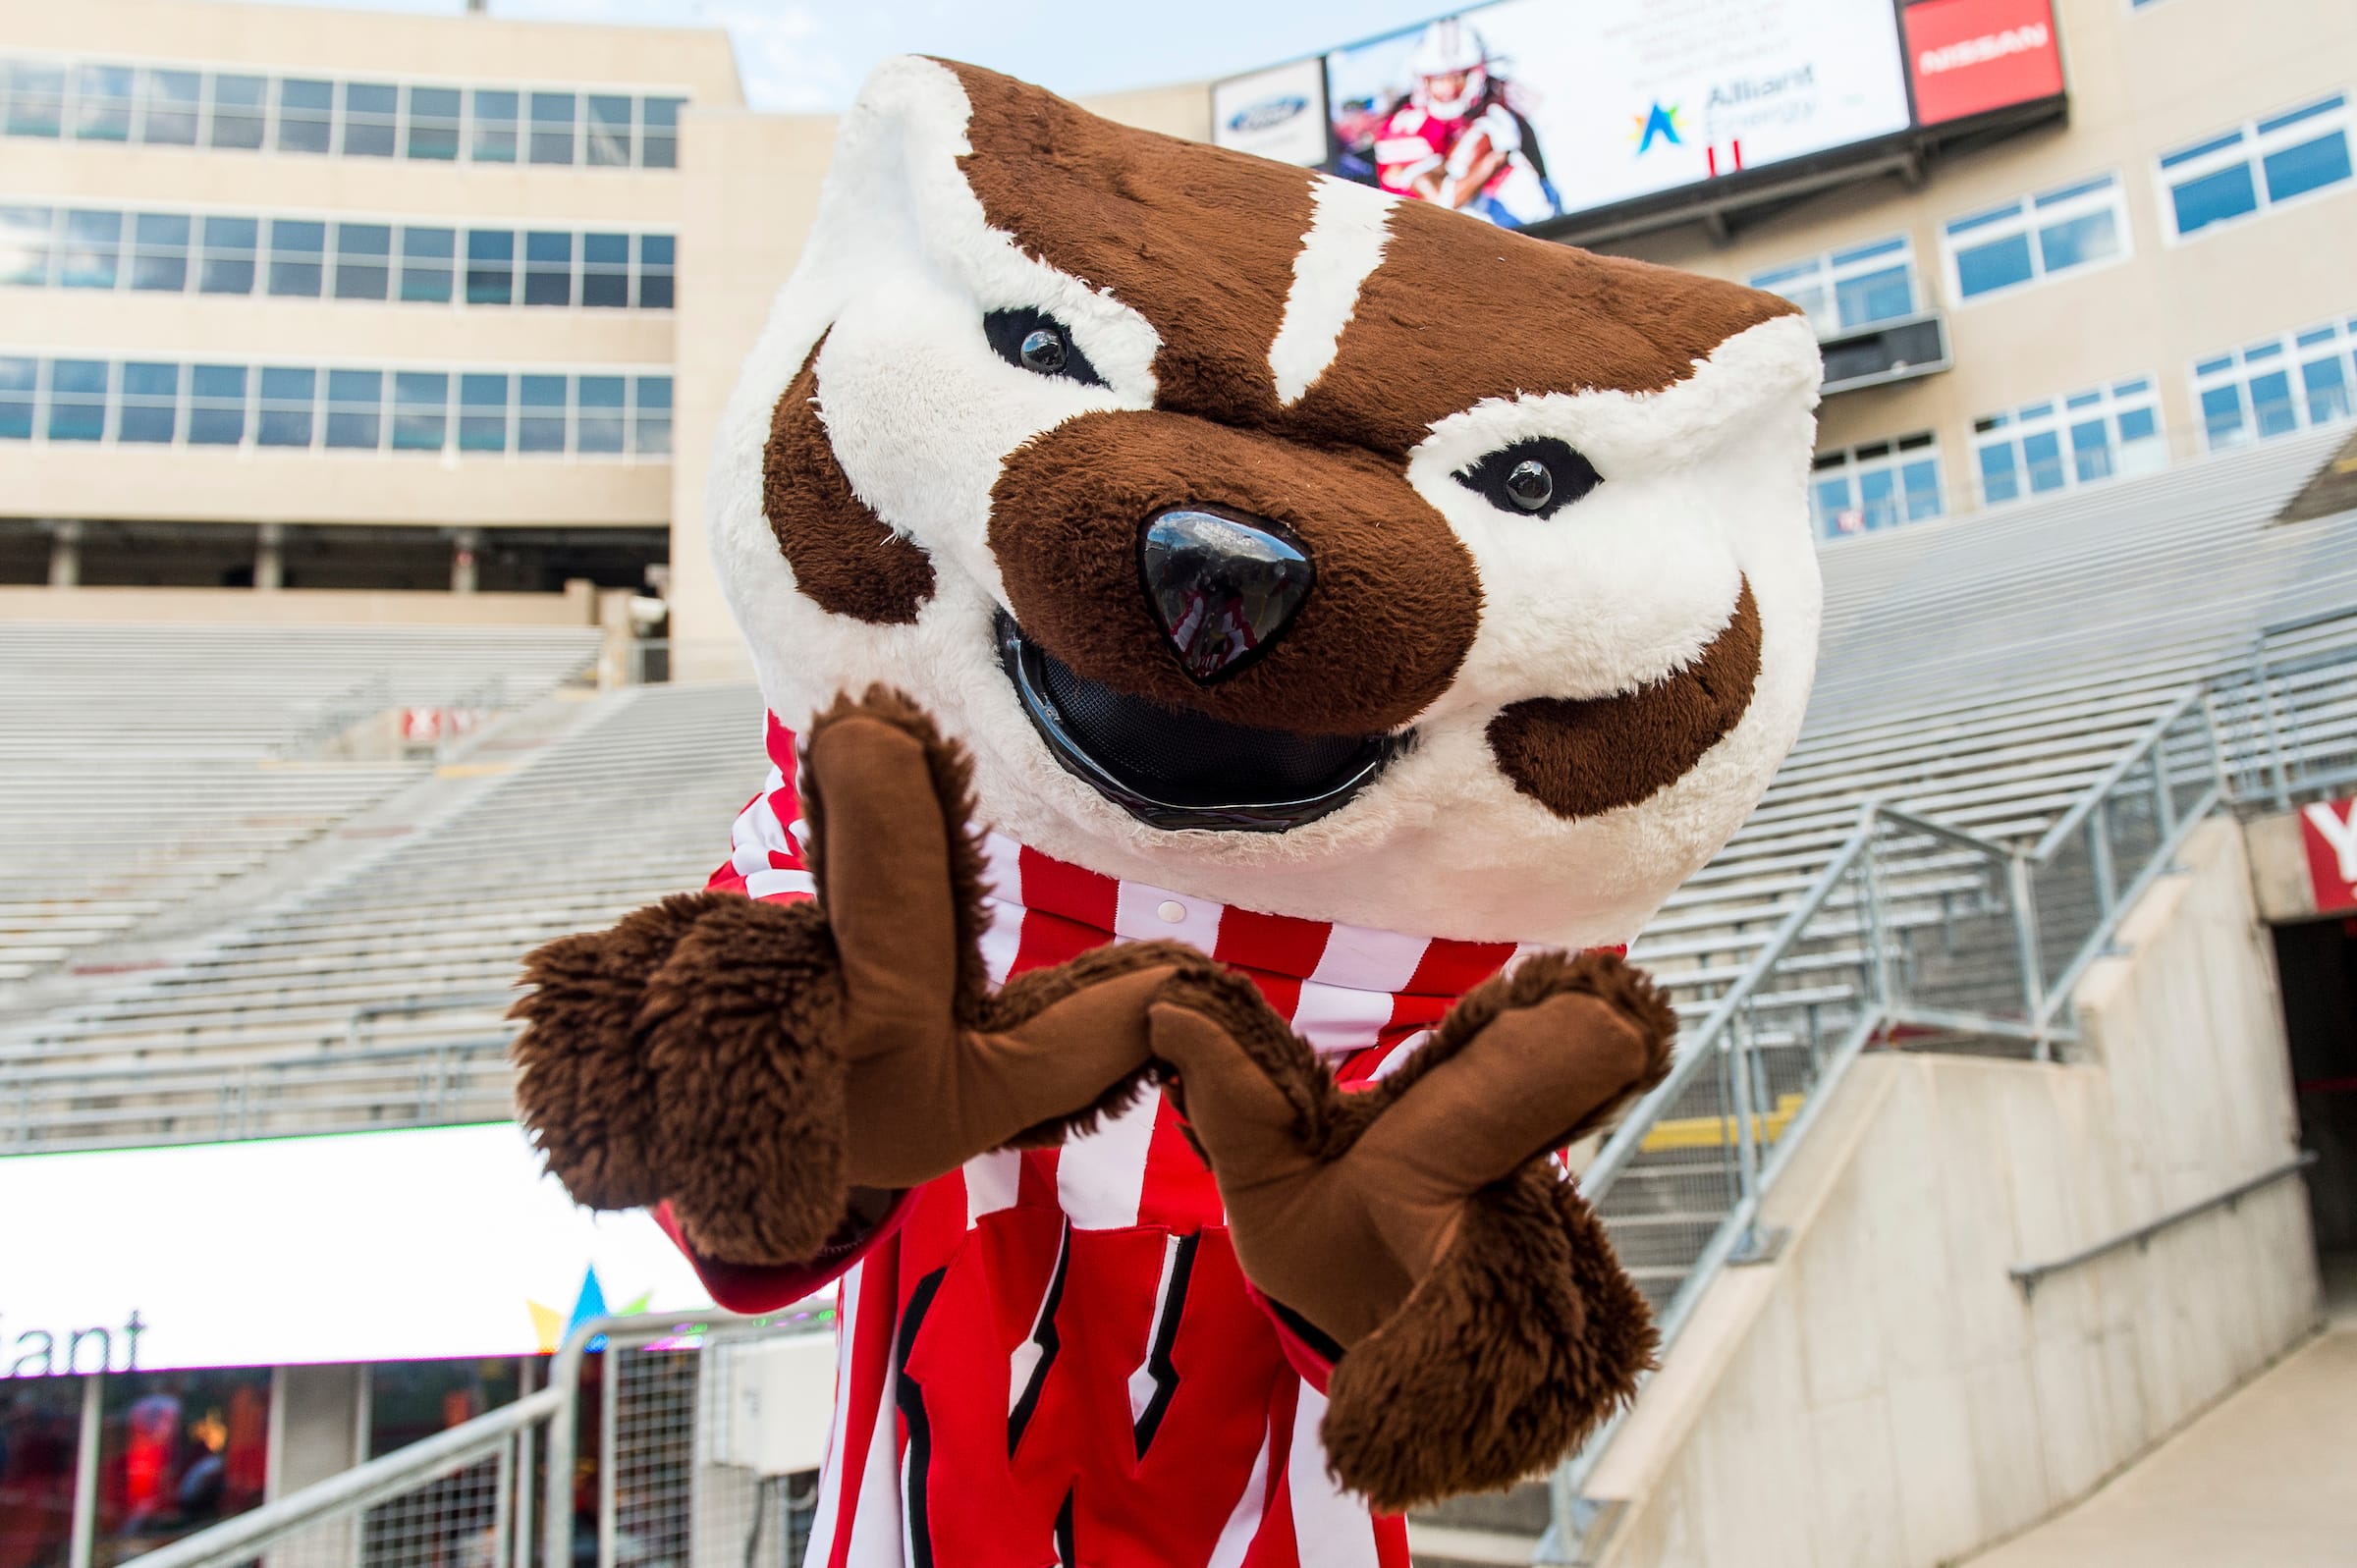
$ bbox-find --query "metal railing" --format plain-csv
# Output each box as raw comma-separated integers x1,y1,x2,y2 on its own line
1541,607,2357,1560
2008,1151,2319,1299
128,1308,830,1568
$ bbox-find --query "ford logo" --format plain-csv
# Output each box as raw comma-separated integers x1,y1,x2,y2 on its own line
1228,95,1308,135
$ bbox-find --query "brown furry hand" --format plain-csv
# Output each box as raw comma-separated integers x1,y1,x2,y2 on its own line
1150,949,1675,1509
513,687,1214,1268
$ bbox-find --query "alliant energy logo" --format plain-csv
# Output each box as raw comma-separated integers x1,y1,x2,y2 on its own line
3,1309,149,1377
1917,22,2052,76
1227,95,1309,135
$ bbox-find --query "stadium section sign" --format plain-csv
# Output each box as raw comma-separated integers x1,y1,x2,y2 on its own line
0,1123,722,1375
1902,0,2063,126
2301,796,2357,918
1219,0,2065,234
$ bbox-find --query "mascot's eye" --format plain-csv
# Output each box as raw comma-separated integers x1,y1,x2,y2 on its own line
984,306,1108,389
1454,438,1601,520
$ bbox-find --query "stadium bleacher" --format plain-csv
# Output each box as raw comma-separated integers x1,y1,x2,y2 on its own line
0,622,599,993
1,430,2354,1176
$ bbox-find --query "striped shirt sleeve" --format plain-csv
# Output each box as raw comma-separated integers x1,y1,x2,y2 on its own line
707,711,817,903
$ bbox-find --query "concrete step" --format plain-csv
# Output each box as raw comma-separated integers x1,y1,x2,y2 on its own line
1407,1521,1543,1568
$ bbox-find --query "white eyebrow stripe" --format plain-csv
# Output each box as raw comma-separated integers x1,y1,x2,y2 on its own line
1267,176,1398,407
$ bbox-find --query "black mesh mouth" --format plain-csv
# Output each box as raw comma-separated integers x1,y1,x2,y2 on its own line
995,612,1402,833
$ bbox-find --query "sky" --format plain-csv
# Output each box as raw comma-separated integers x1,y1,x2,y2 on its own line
250,0,1455,113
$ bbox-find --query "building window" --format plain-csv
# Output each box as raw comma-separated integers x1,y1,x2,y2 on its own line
582,232,630,308
275,77,334,153
131,213,192,292
1943,173,2129,301
266,220,325,297
522,231,574,307
392,371,449,451
0,204,49,286
0,355,673,459
460,372,510,453
72,63,135,141
576,375,627,453
2160,92,2353,240
519,374,568,452
470,88,519,163
189,364,247,446
207,73,267,150
2193,317,2357,449
0,355,32,439
137,69,200,145
257,367,316,447
1973,378,2165,505
406,85,462,160
341,81,399,157
1810,433,1944,539
332,223,392,301
585,93,633,167
641,96,683,169
528,91,576,165
324,368,384,450
634,376,673,456
4,61,66,137
93,1369,270,1568
47,359,111,442
400,227,456,304
117,361,182,444
636,234,675,309
1749,235,1920,338
197,216,258,295
466,230,515,306
60,210,122,289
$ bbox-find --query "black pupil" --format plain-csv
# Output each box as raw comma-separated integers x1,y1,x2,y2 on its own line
1506,460,1554,511
1020,328,1068,374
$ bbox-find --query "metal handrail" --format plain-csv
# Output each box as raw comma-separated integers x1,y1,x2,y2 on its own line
2009,1152,2319,1297
121,1307,810,1568
128,1386,567,1568
2031,687,2205,861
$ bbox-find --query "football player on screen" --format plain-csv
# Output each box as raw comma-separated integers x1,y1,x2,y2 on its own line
1369,19,1562,229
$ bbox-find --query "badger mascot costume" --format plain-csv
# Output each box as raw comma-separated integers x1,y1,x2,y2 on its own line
512,57,1822,1568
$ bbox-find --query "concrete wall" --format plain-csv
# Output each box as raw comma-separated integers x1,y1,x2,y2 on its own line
1588,817,2321,1568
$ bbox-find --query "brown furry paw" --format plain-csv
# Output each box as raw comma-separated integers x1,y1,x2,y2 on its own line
1320,1165,1656,1513
513,892,730,1211
637,895,850,1266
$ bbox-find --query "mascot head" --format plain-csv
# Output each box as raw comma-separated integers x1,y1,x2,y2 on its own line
708,58,1823,950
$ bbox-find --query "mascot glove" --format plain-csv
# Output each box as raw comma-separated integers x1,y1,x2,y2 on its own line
512,687,1212,1269
1149,951,1675,1512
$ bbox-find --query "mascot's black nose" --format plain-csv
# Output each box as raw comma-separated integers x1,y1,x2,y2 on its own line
1138,508,1314,685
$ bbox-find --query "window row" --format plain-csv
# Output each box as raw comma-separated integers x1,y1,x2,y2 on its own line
0,56,686,169
0,357,673,458
1748,235,1923,338
1942,172,2130,303
2195,317,2357,450
1970,377,2168,505
0,205,676,310
2161,91,2351,241
1810,434,1945,540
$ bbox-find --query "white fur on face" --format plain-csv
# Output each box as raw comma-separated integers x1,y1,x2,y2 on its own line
1268,178,1399,407
709,57,1825,951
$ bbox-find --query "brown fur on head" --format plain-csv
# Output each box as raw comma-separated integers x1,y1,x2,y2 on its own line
709,59,1822,952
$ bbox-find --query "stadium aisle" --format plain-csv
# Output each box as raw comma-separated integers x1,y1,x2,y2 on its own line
1964,1268,2357,1568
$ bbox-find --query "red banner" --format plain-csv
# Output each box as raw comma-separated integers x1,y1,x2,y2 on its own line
2302,796,2357,918
1903,0,2064,126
